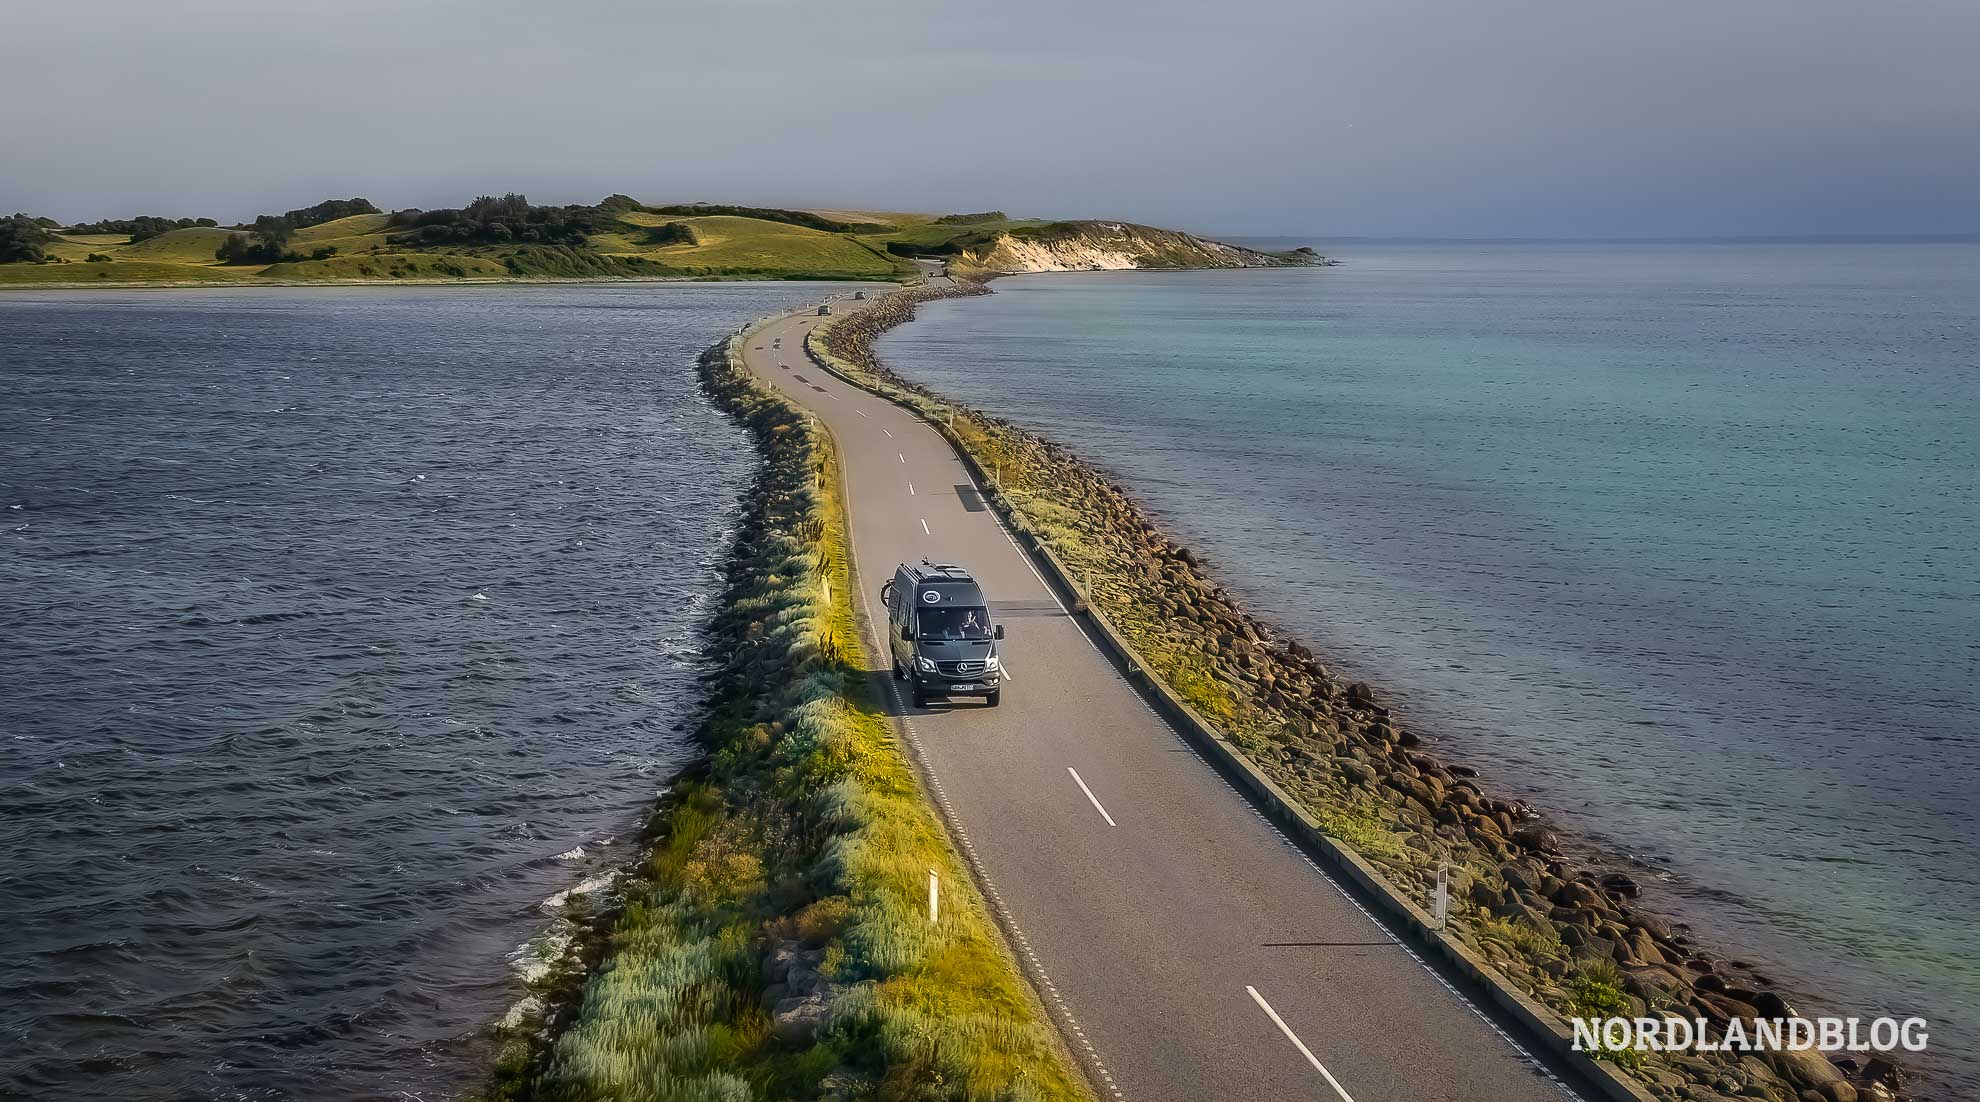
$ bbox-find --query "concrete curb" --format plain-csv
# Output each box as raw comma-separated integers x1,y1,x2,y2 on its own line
805,318,1661,1102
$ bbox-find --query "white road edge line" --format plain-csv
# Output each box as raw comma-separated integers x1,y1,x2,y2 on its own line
1066,767,1116,827
1246,986,1357,1102
883,428,894,438
857,409,868,418
898,453,906,463
920,518,931,535
908,483,916,495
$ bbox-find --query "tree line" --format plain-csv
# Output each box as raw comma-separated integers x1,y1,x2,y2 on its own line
384,193,615,247
65,215,218,241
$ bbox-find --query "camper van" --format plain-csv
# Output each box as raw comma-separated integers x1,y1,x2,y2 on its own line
881,560,1003,707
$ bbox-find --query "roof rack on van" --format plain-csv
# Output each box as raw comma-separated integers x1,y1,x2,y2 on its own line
905,559,975,584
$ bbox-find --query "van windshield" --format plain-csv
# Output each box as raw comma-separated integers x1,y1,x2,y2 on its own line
918,606,991,641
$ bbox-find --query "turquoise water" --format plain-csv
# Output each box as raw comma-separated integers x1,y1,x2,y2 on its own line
876,244,1980,1090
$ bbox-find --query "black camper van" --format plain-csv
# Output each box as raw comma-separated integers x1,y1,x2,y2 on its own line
880,560,1004,707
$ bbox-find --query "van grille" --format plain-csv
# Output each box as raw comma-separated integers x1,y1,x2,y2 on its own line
939,661,985,676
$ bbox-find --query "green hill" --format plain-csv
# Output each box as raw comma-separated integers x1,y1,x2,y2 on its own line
1,196,1313,288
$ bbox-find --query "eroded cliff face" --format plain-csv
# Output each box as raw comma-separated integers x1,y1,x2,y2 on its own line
956,221,1312,273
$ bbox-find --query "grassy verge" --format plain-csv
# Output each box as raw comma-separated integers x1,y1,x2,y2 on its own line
486,330,1087,1102
806,283,1905,1102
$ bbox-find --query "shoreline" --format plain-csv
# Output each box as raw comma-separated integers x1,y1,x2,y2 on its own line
806,278,1915,1102
0,272,899,292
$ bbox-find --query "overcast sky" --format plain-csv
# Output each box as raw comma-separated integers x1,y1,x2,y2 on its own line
6,0,1977,238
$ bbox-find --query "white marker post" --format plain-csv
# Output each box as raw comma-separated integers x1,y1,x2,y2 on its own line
1434,861,1449,930
928,869,940,925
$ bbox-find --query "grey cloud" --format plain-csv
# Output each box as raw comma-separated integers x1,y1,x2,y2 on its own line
4,0,1976,236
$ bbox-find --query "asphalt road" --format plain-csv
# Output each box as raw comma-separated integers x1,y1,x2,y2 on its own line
739,288,1583,1102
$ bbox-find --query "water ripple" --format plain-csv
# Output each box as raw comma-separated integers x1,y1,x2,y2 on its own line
0,283,848,1101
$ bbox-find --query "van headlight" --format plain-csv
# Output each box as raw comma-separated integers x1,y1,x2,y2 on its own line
984,654,999,671
916,656,938,673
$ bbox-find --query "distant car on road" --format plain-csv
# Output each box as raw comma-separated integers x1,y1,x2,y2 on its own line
853,290,867,300
882,560,1003,707
816,304,832,315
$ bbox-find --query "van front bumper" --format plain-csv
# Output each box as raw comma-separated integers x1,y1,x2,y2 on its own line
917,673,1000,695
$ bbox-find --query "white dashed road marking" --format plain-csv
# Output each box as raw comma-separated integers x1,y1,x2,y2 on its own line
1067,768,1117,827
1248,986,1358,1102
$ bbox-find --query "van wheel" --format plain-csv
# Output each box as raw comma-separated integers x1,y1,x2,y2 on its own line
985,689,1000,707
911,684,929,708
892,660,904,681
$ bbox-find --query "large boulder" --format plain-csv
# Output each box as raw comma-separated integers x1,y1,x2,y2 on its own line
772,993,829,1044
1767,1046,1846,1092
1512,823,1560,853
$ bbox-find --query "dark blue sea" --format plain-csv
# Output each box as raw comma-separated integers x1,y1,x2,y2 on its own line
0,283,857,1100
877,243,1980,1092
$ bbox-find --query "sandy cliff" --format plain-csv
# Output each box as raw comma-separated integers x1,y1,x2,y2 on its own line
956,221,1313,273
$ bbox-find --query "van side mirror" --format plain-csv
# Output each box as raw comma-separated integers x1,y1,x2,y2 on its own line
900,625,914,641
994,624,1005,639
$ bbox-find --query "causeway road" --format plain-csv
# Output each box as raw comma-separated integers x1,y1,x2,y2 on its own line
739,290,1584,1102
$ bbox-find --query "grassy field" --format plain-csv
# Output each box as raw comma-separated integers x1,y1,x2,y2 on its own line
596,213,908,280
3,198,1273,288
2,202,1093,288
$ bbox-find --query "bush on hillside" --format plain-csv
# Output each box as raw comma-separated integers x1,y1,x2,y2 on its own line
932,211,1007,225
214,217,297,265
1,213,52,263
281,197,380,229
499,244,667,278
641,220,697,247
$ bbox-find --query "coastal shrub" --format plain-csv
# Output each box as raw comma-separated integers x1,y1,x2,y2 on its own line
215,217,296,265
0,213,52,263
281,197,379,228
1569,959,1628,1017
932,211,1007,225
388,193,611,248
495,245,663,279
642,221,698,247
